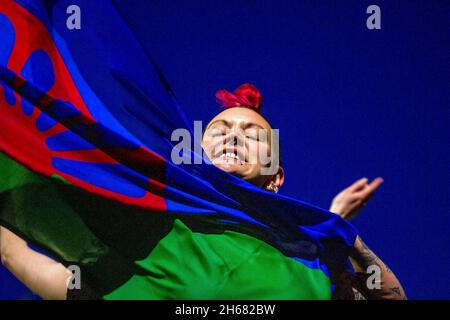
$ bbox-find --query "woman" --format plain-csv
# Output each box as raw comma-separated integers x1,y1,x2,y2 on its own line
0,84,406,300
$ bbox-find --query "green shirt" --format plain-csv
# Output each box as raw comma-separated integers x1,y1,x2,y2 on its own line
104,219,332,300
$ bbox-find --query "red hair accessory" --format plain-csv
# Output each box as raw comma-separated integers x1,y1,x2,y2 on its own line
215,83,263,113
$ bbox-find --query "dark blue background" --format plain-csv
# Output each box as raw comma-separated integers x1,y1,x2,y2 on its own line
1,0,448,299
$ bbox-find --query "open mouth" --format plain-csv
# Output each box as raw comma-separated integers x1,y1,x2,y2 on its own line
212,148,246,165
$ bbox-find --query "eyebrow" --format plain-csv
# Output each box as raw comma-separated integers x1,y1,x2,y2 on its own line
206,119,231,130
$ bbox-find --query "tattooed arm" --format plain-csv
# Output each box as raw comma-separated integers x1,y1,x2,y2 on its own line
329,178,406,300
348,236,407,300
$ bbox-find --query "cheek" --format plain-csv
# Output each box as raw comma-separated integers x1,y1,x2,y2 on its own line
247,141,270,164
202,137,223,157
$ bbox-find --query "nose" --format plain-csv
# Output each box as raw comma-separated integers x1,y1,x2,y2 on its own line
230,135,238,146
225,129,244,147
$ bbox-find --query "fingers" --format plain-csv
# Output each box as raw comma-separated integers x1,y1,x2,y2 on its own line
348,177,369,192
365,177,384,194
332,177,383,220
355,177,384,199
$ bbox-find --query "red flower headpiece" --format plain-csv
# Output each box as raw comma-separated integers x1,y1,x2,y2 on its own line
215,83,263,113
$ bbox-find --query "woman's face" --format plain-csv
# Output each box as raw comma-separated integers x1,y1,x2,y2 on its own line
202,107,282,189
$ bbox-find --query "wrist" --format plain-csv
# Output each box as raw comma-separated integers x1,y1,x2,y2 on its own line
329,203,344,216
350,235,364,258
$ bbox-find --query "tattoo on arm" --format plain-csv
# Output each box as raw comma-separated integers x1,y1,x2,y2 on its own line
357,239,382,269
351,239,407,300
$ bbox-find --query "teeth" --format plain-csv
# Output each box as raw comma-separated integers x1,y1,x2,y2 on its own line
228,152,238,159
220,153,237,159
218,152,244,163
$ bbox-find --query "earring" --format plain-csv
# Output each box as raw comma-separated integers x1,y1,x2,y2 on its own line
272,185,279,193
268,182,279,193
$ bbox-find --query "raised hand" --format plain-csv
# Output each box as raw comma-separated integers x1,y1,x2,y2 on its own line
329,177,384,220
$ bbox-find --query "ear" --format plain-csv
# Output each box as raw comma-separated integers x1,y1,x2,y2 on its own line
264,166,285,192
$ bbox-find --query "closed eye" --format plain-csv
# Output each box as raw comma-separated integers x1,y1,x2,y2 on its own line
245,134,259,141
206,127,227,137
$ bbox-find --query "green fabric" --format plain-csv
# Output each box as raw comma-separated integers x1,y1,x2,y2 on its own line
0,152,332,299
0,152,44,192
104,219,332,300
0,153,108,263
